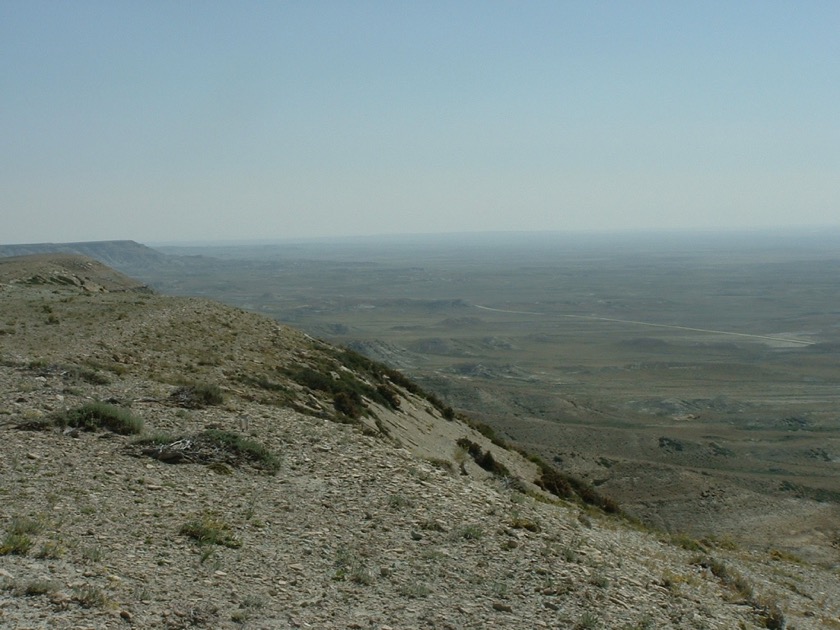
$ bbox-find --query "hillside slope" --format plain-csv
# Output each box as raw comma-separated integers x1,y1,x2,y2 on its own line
1,255,837,629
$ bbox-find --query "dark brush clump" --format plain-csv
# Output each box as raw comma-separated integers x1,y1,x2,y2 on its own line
456,437,511,478
530,454,621,514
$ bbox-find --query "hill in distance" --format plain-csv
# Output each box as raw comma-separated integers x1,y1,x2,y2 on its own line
0,253,837,628
0,240,168,271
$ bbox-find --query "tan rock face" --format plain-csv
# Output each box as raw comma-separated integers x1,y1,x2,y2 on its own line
0,256,837,629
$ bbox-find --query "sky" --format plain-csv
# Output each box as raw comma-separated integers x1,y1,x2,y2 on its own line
2,1,838,244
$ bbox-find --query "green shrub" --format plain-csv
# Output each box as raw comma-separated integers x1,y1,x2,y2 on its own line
51,402,143,435
510,517,541,533
533,459,620,514
328,347,456,415
398,583,431,598
456,437,510,477
136,429,281,474
0,533,33,556
470,420,508,448
376,384,401,409
8,515,45,536
180,513,241,548
200,429,282,474
457,525,484,540
333,391,363,419
72,584,108,608
170,383,224,408
476,450,510,477
456,437,483,459
672,533,705,552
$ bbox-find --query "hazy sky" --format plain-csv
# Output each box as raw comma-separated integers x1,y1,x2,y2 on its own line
2,1,838,244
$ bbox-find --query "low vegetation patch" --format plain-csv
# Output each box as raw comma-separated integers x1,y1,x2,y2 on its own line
26,362,111,385
170,383,224,408
50,401,144,435
284,347,458,422
530,454,621,514
333,547,373,585
693,555,786,629
455,524,484,541
424,457,455,473
1,578,58,598
456,437,511,478
0,515,45,556
398,582,431,598
180,513,241,548
17,402,143,434
671,533,706,552
0,533,34,556
72,584,108,609
466,418,509,448
134,429,281,474
509,516,541,533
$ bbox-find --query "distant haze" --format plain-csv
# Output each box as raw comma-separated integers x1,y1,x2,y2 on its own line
2,2,838,244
